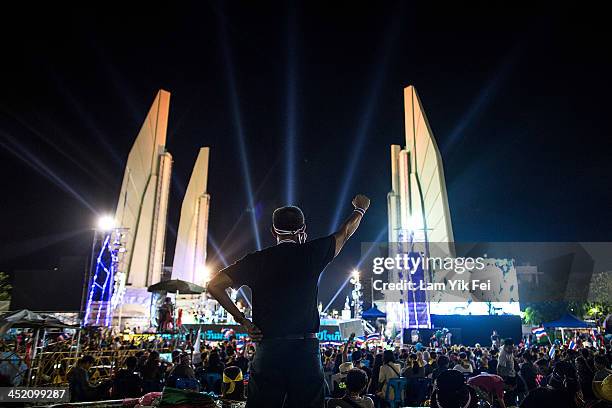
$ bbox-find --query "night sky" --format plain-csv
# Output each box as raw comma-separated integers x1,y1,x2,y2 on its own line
1,3,610,309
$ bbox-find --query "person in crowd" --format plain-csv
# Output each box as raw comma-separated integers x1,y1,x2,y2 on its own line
520,387,574,408
453,352,474,374
367,353,383,395
338,368,375,408
497,338,517,406
67,355,111,402
331,362,353,398
377,350,401,403
222,366,245,401
575,352,596,401
467,371,506,408
402,353,425,377
350,349,372,380
430,369,479,408
431,354,450,381
141,351,164,392
518,351,538,393
112,356,142,398
206,195,370,407
491,330,500,349
547,360,579,408
205,350,225,374
594,354,612,381
488,349,499,375
166,353,196,387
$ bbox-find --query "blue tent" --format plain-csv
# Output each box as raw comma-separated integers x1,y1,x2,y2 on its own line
543,313,590,329
361,305,386,319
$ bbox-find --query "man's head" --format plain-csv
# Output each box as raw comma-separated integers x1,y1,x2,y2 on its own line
79,355,95,370
503,338,514,353
125,356,138,371
345,368,368,394
271,206,307,243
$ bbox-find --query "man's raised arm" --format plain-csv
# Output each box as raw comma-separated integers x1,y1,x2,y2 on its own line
333,194,370,257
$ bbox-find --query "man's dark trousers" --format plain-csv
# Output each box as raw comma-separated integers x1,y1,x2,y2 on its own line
247,338,325,408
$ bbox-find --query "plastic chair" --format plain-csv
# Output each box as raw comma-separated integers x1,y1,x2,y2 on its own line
175,377,201,391
405,377,432,406
385,377,407,408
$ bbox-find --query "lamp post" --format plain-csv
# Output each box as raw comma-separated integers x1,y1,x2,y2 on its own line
350,269,362,319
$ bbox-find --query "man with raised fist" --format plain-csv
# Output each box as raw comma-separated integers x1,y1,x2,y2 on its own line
207,194,370,407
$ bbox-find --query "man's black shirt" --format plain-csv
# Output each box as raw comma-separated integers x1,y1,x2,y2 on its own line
222,235,335,338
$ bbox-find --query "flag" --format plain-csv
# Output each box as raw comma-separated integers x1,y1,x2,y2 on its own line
568,340,577,350
531,327,547,340
192,327,202,364
549,346,556,359
366,333,380,341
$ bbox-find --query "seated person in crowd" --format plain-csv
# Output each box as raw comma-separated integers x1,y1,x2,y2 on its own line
67,355,111,402
520,387,575,408
467,371,506,408
402,353,425,377
430,369,479,408
431,354,450,381
141,351,164,392
222,366,245,401
453,352,474,374
331,362,353,398
594,354,612,381
328,368,374,408
112,356,142,398
166,353,196,387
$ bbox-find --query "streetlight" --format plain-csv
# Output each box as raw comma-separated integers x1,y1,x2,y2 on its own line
197,264,211,284
97,215,115,231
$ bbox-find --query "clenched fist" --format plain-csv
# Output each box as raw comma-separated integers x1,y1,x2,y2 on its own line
352,194,370,211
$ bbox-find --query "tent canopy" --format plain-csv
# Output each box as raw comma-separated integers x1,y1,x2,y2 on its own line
362,305,386,319
543,313,590,329
148,279,205,294
0,309,78,335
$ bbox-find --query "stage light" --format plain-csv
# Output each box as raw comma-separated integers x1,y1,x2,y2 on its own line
97,215,115,231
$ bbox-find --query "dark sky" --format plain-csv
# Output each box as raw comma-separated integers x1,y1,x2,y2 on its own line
1,3,611,309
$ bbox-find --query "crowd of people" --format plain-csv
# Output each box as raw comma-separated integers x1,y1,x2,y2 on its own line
321,334,612,408
2,325,612,407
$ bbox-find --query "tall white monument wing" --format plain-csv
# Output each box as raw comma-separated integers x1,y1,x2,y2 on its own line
115,90,172,288
404,86,454,246
172,147,211,285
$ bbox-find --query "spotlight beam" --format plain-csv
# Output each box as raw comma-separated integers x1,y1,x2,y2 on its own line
0,132,97,214
442,48,520,156
328,16,400,234
217,157,280,255
218,15,262,250
0,228,89,262
208,234,252,310
285,5,298,204
1,109,110,184
321,226,388,313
